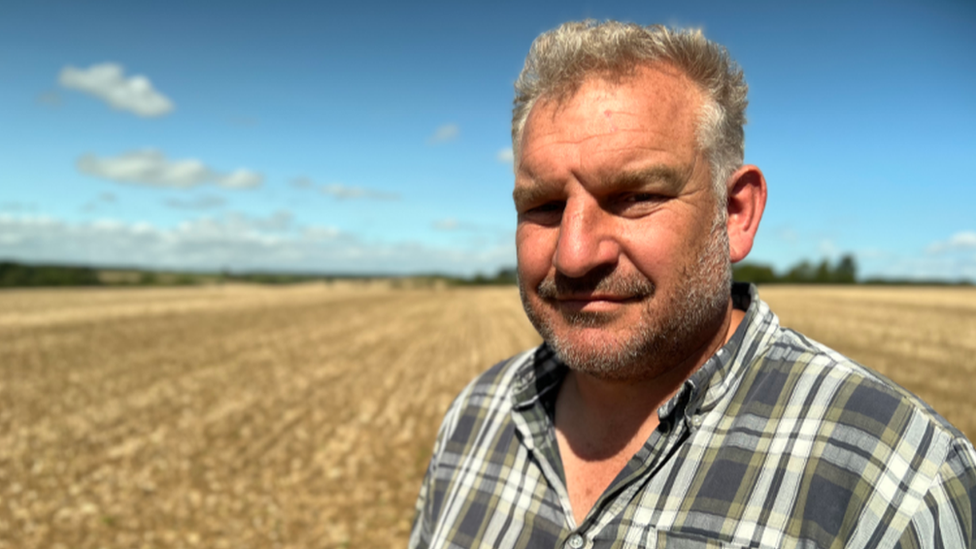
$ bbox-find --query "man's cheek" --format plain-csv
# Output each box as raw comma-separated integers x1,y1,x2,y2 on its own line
516,239,552,280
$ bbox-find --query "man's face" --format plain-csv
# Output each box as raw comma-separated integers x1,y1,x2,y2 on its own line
514,64,731,381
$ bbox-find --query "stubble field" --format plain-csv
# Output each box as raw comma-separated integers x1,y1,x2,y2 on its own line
1,283,973,548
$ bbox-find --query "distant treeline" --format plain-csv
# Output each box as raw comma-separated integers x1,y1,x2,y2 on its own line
734,255,972,286
1,261,102,287
734,255,857,284
450,268,518,286
1,259,971,288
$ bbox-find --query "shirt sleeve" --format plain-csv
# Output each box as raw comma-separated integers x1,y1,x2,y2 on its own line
408,456,435,549
898,438,976,548
408,389,469,549
408,418,447,549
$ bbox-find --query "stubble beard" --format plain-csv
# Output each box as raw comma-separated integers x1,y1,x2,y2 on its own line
519,217,732,382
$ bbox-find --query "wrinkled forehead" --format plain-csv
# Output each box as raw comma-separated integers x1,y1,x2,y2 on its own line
521,63,706,154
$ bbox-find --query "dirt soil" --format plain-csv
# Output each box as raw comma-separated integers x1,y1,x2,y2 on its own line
0,283,972,548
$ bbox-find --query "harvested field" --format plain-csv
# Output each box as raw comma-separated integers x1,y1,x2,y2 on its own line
0,283,973,548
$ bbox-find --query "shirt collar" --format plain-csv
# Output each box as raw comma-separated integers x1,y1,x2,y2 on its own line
669,282,757,418
511,343,565,412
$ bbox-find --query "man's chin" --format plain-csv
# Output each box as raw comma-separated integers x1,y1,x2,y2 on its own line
556,309,619,328
545,334,648,381
532,318,647,373
522,292,656,374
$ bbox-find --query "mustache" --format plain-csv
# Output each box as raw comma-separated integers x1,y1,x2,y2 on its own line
536,265,655,300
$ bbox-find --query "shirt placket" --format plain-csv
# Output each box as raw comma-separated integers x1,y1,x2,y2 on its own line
574,383,700,546
509,367,577,534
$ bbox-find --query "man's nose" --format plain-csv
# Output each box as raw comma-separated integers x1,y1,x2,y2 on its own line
552,197,620,278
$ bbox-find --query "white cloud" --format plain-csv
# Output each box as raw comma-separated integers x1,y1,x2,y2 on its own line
434,218,459,231
496,148,514,163
303,226,341,241
82,192,120,213
292,177,398,200
165,195,226,210
428,124,459,144
433,218,483,232
218,169,264,189
817,239,837,257
77,150,263,190
774,225,798,242
233,210,293,232
58,63,174,117
859,253,976,282
320,183,399,201
0,213,515,276
59,63,174,117
927,231,976,254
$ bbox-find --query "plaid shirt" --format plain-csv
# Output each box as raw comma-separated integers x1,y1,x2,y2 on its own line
410,283,976,548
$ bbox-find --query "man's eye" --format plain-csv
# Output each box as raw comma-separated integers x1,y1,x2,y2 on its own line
531,201,564,212
624,193,661,203
609,192,666,216
519,201,564,224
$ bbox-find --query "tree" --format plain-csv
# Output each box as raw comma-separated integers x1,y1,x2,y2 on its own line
732,263,778,284
833,255,857,283
785,260,816,283
814,260,832,283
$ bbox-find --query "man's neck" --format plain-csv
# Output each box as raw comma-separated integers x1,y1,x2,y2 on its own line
554,301,745,525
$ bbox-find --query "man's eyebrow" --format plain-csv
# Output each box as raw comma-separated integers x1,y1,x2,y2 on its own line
512,180,556,208
512,165,691,207
607,165,689,191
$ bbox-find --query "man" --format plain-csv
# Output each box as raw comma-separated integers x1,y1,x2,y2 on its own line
411,21,976,548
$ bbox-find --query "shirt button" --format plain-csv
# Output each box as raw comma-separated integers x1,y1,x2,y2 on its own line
566,533,584,549
692,416,703,428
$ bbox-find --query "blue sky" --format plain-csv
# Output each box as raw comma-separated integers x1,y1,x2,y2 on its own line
1,0,974,278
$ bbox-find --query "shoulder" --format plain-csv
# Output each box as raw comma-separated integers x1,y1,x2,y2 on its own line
751,321,976,502
754,324,966,443
730,293,976,466
432,346,540,447
449,346,539,410
717,312,976,545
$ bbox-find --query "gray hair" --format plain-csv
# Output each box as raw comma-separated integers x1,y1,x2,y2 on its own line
512,20,748,201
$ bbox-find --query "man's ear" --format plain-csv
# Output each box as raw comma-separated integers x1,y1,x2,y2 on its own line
725,165,767,263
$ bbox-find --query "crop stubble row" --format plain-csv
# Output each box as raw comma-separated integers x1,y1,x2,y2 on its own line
0,284,972,548
0,284,541,548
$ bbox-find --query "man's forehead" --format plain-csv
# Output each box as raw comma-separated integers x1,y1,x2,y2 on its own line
530,63,703,122
520,65,704,153
517,69,703,170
